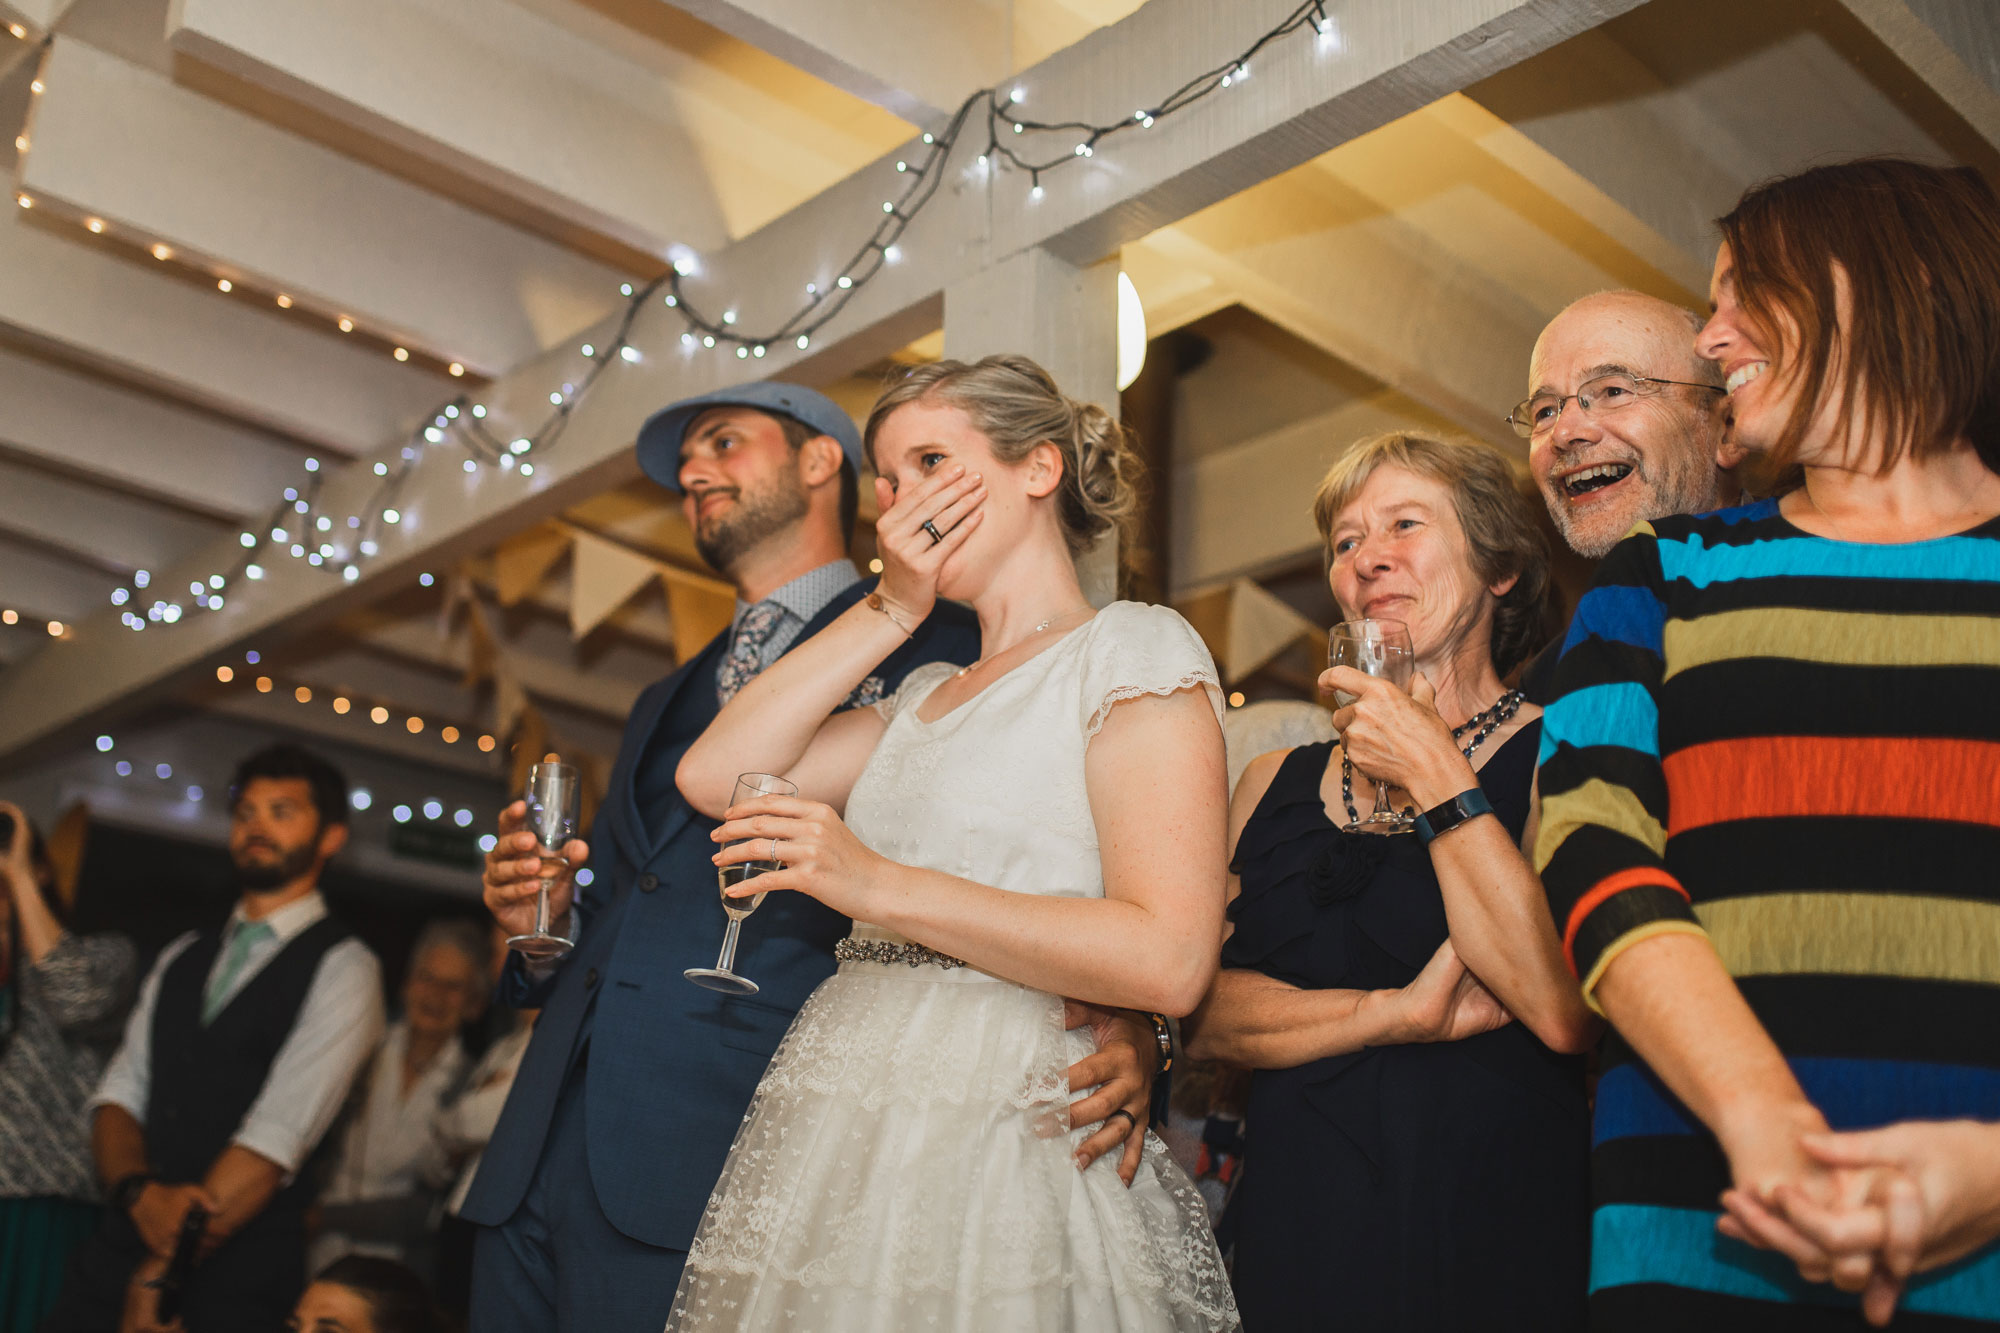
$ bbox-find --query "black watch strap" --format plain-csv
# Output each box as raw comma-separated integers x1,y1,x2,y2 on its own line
1414,787,1494,845
111,1171,156,1213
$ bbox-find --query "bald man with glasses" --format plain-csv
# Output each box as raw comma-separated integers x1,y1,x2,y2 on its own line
1512,290,1749,701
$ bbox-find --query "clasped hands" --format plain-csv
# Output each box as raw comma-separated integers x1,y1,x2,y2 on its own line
1718,1113,2000,1325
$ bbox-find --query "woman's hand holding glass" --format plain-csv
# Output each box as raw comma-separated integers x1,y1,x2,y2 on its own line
870,463,986,623
710,793,892,922
1321,666,1475,813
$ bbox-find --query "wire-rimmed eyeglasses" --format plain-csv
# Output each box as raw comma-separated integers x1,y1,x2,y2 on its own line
1507,372,1725,439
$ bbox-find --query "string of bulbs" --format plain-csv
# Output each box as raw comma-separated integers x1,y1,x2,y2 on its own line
107,0,1344,635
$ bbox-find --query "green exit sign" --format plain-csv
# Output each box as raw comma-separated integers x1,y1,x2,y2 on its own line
388,822,480,869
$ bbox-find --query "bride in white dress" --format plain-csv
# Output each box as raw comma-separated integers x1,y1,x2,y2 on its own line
669,355,1240,1331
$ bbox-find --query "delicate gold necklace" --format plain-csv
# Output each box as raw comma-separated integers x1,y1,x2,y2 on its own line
955,607,1090,679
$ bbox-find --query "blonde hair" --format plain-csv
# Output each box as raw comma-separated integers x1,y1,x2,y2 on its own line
864,355,1138,558
1311,430,1554,676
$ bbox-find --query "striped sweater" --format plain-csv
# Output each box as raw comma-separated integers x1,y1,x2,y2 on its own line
1535,498,2000,1328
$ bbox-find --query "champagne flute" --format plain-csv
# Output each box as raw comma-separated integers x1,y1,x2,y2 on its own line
685,772,798,995
1328,619,1416,835
506,761,579,960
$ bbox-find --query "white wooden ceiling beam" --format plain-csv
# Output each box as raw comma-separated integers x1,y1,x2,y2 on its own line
0,456,227,578
19,37,629,376
670,0,1009,123
166,0,733,261
352,618,645,724
0,344,313,518
0,536,111,623
1833,0,2000,150
1134,214,1533,449
0,206,443,456
0,0,1648,763
1468,2,1994,282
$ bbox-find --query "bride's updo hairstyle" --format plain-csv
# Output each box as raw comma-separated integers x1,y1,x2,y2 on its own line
864,354,1139,558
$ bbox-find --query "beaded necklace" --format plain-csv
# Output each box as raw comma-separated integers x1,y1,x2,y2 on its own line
1339,688,1524,827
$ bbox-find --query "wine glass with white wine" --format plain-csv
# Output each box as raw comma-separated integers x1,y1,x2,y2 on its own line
506,761,579,960
684,772,799,995
1327,619,1417,835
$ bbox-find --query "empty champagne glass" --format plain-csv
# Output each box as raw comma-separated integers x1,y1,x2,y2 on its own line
1328,619,1416,835
685,772,798,995
506,761,579,960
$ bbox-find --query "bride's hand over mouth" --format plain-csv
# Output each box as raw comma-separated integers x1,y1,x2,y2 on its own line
872,463,986,623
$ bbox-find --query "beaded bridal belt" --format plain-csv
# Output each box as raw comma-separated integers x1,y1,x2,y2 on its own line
833,938,967,970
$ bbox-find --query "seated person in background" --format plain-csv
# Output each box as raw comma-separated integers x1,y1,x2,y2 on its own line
431,924,536,1321
0,800,137,1332
310,919,489,1279
1185,430,1591,1333
288,1255,450,1333
46,744,384,1333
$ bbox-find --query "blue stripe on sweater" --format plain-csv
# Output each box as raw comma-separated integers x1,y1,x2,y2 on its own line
1592,1204,2000,1319
1595,1058,2000,1147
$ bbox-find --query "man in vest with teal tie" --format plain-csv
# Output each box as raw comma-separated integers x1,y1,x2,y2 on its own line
45,744,385,1332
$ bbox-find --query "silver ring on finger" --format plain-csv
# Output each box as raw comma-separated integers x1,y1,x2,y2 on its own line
769,837,781,866
922,519,944,545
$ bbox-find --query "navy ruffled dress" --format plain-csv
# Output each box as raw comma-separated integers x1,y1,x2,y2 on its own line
1220,725,1589,1332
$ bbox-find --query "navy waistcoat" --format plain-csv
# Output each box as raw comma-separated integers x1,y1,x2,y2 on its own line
147,914,354,1216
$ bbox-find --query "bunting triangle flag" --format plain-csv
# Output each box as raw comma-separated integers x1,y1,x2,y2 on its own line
493,668,530,741
461,596,499,690
1223,577,1321,684
492,526,572,607
662,569,736,662
569,532,661,640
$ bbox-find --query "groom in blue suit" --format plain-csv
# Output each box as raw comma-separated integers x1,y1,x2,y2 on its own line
461,382,980,1330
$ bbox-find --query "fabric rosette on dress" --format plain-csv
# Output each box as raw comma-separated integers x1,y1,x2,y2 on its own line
669,603,1239,1332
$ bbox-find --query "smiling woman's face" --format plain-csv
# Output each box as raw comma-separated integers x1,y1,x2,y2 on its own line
1326,464,1495,663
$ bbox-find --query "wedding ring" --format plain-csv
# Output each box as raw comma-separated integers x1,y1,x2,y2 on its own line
1106,1108,1138,1131
922,519,944,546
769,837,781,865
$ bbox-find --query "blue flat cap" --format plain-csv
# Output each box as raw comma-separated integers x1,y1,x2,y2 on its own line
635,381,864,493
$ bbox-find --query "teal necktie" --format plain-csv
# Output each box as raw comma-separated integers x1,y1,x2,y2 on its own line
203,919,274,1025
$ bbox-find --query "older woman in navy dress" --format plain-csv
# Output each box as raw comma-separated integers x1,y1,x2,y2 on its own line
1186,432,1591,1332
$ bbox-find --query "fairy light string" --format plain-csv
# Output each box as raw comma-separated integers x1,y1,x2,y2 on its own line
108,0,1342,632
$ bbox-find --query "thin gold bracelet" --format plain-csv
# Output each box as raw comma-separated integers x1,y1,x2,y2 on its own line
865,591,914,638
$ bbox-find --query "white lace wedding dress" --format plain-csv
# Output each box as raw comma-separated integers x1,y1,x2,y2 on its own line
668,601,1241,1332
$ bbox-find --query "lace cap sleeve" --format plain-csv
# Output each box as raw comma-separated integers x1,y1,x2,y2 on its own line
872,660,960,723
1078,602,1224,741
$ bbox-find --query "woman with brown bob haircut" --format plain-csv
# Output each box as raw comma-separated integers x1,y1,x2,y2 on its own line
1535,156,2000,1330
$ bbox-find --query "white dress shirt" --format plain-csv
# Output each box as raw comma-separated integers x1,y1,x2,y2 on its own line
91,890,385,1177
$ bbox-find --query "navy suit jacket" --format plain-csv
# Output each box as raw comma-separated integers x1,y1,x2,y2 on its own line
459,581,978,1250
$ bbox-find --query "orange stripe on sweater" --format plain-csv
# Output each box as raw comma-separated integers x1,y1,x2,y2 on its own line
1562,866,1690,976
1662,736,2000,835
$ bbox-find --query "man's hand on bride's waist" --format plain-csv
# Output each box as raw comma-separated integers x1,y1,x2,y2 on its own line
1063,1002,1159,1188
